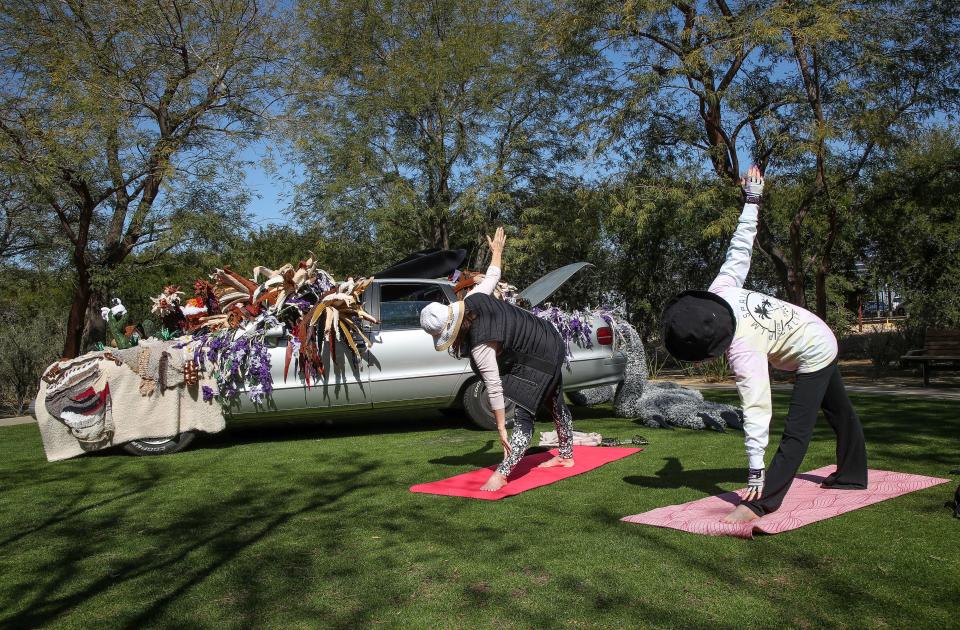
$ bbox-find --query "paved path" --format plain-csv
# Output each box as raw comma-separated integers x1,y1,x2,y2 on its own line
677,381,960,402
0,415,34,426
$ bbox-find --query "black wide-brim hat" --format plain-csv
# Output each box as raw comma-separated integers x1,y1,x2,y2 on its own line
661,290,736,362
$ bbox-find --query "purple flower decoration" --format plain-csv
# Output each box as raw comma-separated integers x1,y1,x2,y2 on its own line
206,335,229,362
530,304,611,360
248,338,273,397
202,385,216,402
285,297,311,312
313,277,335,293
199,330,274,405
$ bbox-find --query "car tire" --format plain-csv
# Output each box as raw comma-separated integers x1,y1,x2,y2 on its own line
122,431,196,456
462,379,515,430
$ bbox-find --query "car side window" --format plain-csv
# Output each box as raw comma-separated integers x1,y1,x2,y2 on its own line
379,283,450,330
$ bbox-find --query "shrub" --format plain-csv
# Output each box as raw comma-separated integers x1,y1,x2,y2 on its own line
645,344,670,379
681,355,731,383
862,326,912,372
0,309,64,416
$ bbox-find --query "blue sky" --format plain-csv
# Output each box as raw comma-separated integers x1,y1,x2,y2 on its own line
241,140,298,228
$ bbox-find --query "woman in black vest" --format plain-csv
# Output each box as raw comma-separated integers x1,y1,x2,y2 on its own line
420,228,575,491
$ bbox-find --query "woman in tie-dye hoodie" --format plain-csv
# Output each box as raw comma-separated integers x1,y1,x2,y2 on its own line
660,166,868,523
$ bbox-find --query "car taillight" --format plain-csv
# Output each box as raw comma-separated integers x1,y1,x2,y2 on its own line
597,326,613,345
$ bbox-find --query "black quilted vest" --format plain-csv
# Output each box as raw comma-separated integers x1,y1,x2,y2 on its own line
463,293,565,413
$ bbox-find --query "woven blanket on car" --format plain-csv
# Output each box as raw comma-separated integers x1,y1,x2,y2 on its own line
35,347,224,462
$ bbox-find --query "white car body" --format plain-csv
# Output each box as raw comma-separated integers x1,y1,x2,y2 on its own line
226,277,627,424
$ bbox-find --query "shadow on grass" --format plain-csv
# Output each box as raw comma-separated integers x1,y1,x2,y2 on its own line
3,393,957,628
427,441,551,468
564,404,618,421
0,486,149,551
0,454,396,629
850,396,960,471
623,457,742,496
429,439,498,467
193,408,469,451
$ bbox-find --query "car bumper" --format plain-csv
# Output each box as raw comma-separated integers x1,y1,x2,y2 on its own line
562,353,627,390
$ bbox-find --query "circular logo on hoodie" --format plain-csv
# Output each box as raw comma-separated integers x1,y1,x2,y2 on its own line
741,292,797,341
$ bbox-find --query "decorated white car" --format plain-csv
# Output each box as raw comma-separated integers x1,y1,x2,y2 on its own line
229,275,624,422
34,258,627,458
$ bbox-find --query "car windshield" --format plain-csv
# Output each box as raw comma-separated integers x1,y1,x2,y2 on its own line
380,283,449,330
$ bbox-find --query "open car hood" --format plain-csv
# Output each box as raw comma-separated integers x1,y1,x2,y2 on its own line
517,262,594,308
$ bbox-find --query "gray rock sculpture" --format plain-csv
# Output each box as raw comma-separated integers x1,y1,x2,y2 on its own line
569,322,743,431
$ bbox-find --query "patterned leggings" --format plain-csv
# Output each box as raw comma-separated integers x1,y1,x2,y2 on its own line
496,384,574,477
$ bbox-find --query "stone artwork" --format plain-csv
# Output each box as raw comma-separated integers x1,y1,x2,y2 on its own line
569,322,743,431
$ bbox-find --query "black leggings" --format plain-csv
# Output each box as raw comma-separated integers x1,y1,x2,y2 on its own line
496,384,574,477
745,363,868,516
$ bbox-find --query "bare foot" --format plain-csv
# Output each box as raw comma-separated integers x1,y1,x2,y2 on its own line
721,504,760,524
480,472,508,492
537,456,575,469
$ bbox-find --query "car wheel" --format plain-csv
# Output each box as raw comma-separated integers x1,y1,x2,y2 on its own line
122,431,196,456
462,379,515,430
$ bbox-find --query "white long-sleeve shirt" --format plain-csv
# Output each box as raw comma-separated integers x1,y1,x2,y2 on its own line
708,203,838,469
466,266,505,410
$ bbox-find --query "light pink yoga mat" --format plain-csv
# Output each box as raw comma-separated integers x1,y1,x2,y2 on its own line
411,446,641,500
621,466,950,539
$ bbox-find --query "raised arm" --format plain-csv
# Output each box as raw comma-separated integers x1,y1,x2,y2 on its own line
467,226,511,457
488,226,504,270
709,166,764,292
467,226,506,297
733,350,774,472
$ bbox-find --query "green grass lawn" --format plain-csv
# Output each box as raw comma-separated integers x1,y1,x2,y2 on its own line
1,391,958,629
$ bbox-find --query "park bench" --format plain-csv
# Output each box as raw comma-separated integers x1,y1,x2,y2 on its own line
901,328,960,386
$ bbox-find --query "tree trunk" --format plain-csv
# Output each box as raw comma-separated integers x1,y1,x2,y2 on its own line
787,216,808,308
428,209,450,250
814,268,828,320
439,220,449,251
62,260,92,359
755,214,793,298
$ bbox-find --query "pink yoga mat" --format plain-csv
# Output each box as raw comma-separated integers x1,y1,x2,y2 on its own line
410,446,642,500
621,466,950,538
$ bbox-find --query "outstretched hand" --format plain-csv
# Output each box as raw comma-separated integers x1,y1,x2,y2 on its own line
486,226,506,269
498,426,511,457
487,226,506,256
741,164,764,203
495,408,511,457
743,467,765,502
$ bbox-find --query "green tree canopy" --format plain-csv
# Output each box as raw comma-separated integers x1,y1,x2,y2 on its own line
285,0,599,265
550,0,960,316
0,0,285,357
860,127,960,327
